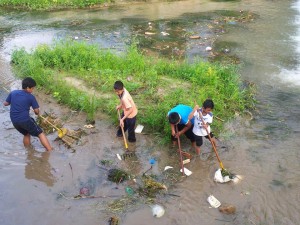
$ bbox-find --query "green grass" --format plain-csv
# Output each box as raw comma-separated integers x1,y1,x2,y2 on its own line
11,40,255,141
0,0,110,10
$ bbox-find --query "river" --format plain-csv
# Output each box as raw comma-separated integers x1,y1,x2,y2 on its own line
0,0,300,225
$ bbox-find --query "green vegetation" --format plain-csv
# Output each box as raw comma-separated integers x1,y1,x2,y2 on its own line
11,40,255,141
0,0,110,10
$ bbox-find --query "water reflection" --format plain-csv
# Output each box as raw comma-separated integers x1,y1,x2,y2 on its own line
25,149,56,187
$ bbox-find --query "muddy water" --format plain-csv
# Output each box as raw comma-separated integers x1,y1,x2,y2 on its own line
1,0,300,225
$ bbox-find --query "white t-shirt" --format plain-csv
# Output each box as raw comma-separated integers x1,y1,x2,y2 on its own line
192,110,213,136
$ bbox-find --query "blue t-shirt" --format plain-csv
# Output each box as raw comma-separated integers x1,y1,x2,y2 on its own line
168,104,194,125
6,90,39,123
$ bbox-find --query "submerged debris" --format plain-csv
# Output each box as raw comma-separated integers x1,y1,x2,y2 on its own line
138,175,167,198
107,168,129,183
61,128,84,147
37,113,63,134
108,216,119,225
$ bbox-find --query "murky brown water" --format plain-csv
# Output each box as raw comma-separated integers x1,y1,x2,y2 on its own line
1,0,300,225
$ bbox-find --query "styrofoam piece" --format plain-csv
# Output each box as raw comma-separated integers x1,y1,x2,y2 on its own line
207,195,221,208
116,154,122,161
164,166,173,171
232,175,243,184
135,124,144,133
183,159,190,165
180,167,192,176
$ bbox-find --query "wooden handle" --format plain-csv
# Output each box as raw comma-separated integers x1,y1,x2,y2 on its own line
198,109,224,170
176,125,185,176
118,109,128,150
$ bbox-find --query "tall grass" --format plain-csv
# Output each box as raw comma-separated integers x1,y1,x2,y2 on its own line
11,40,255,140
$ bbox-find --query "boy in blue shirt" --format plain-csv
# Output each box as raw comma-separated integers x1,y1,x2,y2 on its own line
3,77,52,151
167,104,196,151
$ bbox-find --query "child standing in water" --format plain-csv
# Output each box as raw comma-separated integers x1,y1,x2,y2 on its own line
3,77,52,151
114,80,138,142
188,99,216,155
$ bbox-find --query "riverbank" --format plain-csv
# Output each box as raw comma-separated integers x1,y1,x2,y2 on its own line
11,40,255,140
0,0,112,10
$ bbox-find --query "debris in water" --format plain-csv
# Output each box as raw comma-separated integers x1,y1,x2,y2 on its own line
107,168,129,183
189,35,201,39
151,204,165,218
108,216,119,225
219,204,236,214
164,166,173,171
79,187,90,196
180,167,192,176
207,195,221,208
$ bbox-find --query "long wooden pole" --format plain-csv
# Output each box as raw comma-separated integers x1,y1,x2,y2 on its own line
176,125,185,176
118,109,128,150
198,109,224,170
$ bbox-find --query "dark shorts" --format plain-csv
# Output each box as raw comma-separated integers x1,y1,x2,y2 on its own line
195,132,214,147
171,124,195,142
13,118,43,137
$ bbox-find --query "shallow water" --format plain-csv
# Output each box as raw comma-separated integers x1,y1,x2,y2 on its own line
1,0,300,225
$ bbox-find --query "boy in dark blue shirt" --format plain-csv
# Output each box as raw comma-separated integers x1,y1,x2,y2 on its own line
3,77,52,151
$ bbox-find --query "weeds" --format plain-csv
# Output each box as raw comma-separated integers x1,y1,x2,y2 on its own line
11,40,255,141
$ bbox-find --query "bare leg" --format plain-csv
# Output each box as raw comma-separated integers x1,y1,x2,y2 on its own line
23,134,31,147
195,145,201,155
38,133,52,151
172,140,178,147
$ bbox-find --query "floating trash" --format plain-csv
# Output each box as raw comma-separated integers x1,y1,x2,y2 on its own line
125,187,134,196
214,168,242,184
207,195,221,208
79,187,90,196
180,167,192,176
164,166,173,171
151,204,165,218
108,216,119,225
219,204,236,214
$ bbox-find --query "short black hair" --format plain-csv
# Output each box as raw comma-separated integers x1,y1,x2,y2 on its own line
22,77,36,89
114,81,124,90
203,99,214,109
168,112,180,124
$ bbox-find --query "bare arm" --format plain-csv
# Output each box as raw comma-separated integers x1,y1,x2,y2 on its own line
188,104,199,120
3,101,10,106
175,120,192,138
33,108,40,115
119,107,133,127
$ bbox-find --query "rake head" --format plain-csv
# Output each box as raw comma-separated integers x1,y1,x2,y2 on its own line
58,128,68,138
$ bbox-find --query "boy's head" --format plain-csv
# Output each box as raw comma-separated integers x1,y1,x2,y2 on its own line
168,112,180,125
22,77,36,91
202,99,214,114
114,80,124,95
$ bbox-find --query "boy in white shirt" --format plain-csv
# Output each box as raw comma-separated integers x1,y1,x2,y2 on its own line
188,99,216,155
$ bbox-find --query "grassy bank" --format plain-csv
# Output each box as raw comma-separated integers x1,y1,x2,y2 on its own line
0,0,110,10
11,40,255,141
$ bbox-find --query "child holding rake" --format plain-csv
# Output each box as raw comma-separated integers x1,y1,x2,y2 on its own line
188,99,216,155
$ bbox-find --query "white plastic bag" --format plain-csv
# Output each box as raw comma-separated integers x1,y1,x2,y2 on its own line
214,169,231,183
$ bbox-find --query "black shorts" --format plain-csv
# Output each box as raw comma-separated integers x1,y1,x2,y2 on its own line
171,124,195,142
13,118,43,137
195,132,214,147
